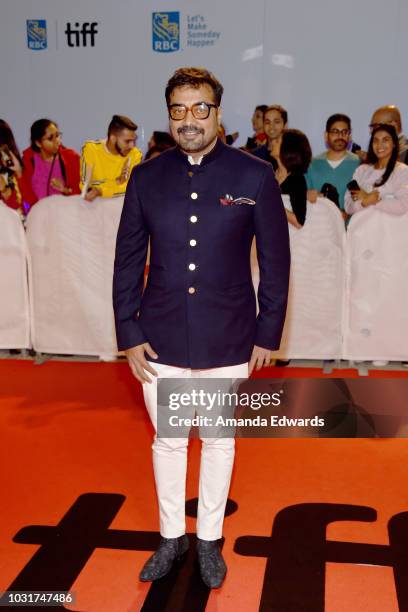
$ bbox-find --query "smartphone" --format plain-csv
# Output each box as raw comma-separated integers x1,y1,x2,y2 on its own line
0,145,13,169
347,180,360,191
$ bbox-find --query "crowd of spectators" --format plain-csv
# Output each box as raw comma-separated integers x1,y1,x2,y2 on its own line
1,103,407,367
248,104,408,227
2,104,407,227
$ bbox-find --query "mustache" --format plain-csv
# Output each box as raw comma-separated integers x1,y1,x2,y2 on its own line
177,125,204,135
334,139,347,145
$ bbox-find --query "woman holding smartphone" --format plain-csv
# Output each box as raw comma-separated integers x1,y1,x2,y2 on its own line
345,124,408,216
345,124,408,367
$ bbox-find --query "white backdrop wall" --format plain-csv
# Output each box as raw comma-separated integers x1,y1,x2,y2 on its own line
1,0,406,157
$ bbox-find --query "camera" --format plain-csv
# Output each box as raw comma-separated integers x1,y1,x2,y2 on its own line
320,182,339,207
0,145,15,190
347,179,360,192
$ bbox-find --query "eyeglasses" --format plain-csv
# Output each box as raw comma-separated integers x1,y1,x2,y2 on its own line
328,129,350,137
168,102,218,121
42,131,63,142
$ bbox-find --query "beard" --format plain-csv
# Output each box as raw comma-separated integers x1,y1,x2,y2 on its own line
176,124,206,152
115,142,128,157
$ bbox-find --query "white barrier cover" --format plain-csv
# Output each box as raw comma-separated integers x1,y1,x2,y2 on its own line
23,193,408,361
252,197,345,359
343,207,408,361
26,195,124,355
0,203,30,348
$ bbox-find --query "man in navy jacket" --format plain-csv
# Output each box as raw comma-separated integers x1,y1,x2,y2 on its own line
113,67,290,589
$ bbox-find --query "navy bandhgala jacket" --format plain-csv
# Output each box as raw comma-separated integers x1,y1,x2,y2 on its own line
113,138,290,369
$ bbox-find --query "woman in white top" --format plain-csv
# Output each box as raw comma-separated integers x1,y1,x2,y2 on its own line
345,124,408,216
345,124,408,368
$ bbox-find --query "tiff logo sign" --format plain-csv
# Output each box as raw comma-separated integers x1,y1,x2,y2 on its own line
2,494,408,610
65,22,98,47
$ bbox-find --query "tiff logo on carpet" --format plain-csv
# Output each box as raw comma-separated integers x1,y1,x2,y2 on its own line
3,494,408,611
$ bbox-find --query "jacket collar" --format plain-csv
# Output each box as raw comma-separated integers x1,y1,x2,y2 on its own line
174,137,226,168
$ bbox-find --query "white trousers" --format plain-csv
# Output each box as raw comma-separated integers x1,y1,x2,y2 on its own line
142,361,248,541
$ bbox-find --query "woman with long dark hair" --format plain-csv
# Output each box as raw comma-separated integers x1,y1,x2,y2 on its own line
20,118,80,207
345,124,408,215
278,129,312,228
345,124,408,368
0,119,24,211
271,129,312,368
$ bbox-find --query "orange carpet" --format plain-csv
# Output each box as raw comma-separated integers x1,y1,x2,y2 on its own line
0,360,407,611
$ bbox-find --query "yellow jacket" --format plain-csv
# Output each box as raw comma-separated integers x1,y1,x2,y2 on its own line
80,140,142,198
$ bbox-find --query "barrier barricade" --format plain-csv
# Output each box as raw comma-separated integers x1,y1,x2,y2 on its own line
0,203,30,349
4,193,406,362
343,207,408,361
252,197,345,359
26,195,124,356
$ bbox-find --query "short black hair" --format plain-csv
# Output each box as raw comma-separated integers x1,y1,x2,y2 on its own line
144,143,174,161
108,115,137,137
280,129,312,174
264,105,288,125
255,105,268,114
165,67,224,106
30,118,57,152
326,113,351,132
151,131,175,148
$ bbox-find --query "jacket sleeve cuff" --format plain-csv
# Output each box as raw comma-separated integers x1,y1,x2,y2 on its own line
115,319,147,351
254,325,283,351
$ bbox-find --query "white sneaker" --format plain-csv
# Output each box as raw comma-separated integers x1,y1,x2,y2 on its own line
372,360,389,367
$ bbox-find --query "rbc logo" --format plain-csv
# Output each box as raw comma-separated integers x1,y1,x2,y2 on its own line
152,12,180,53
27,20,47,50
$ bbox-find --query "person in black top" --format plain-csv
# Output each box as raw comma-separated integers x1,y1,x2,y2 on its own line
277,129,312,228
273,129,312,367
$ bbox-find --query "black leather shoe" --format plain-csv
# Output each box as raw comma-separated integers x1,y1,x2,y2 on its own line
139,535,189,581
196,538,227,588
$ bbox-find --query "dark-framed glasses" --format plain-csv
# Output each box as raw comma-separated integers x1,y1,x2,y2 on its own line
328,128,350,137
168,102,218,121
